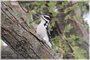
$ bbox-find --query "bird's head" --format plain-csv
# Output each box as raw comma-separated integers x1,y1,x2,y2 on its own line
41,14,51,23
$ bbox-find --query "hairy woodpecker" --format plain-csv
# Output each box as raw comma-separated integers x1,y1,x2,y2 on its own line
36,14,52,47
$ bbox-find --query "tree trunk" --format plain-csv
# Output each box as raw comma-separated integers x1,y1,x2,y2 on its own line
1,1,60,59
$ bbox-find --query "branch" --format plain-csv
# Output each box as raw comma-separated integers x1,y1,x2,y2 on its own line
1,1,60,59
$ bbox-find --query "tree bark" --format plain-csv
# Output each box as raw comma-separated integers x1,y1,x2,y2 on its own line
1,1,60,59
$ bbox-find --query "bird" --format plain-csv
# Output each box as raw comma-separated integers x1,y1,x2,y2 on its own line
36,14,52,48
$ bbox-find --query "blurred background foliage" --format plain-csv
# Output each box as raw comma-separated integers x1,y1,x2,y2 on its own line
13,1,89,59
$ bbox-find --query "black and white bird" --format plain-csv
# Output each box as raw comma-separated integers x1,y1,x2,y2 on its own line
36,14,52,47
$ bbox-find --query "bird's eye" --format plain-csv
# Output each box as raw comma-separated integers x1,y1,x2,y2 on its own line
44,16,51,20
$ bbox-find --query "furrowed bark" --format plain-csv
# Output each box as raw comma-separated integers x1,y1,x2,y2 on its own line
1,1,60,59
